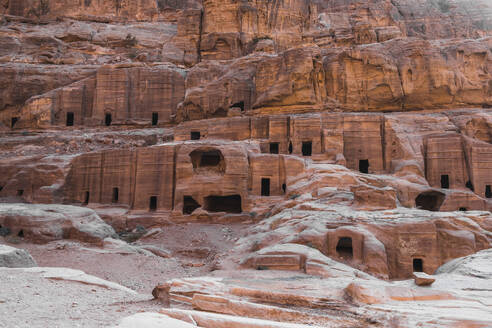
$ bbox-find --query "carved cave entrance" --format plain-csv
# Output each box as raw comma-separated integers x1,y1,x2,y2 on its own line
190,149,225,174
336,237,353,260
288,141,293,154
441,174,449,189
149,196,157,211
302,141,312,156
11,117,18,128
231,101,244,112
190,131,201,140
413,258,423,272
415,191,445,211
105,113,112,126
204,195,242,213
83,191,90,205
66,112,74,126
112,187,119,203
486,185,491,198
183,196,200,214
152,113,158,126
359,159,369,173
261,178,270,196
269,142,279,154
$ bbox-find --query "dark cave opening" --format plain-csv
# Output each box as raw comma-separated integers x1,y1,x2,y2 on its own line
204,195,242,213
415,191,445,211
336,237,353,260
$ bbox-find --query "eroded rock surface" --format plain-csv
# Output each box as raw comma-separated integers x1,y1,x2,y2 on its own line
1,0,492,327
0,244,36,267
0,204,115,243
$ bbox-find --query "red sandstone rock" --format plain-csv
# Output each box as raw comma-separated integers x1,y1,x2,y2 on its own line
1,1,492,327
413,272,436,286
0,203,115,244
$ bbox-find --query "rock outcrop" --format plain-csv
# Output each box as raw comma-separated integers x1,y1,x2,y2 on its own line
0,204,115,244
0,244,37,267
1,0,492,327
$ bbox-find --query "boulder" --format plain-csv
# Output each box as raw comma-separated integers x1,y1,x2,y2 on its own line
0,244,37,268
0,204,116,244
413,272,436,286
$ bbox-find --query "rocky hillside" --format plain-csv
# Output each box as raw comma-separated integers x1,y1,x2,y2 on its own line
1,1,492,327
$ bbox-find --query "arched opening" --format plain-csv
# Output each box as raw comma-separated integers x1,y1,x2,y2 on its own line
83,191,90,205
190,149,225,174
11,117,18,128
152,113,158,126
261,178,270,196
302,141,312,156
288,141,293,154
359,159,369,173
459,207,467,211
17,190,24,196
336,237,353,260
66,112,74,126
415,191,445,211
18,229,24,238
112,187,119,203
230,101,245,112
413,258,423,272
190,131,201,140
183,196,200,214
204,195,242,213
105,113,112,126
269,142,279,154
149,196,157,211
441,174,449,189
282,183,286,194
486,185,491,198
466,180,474,191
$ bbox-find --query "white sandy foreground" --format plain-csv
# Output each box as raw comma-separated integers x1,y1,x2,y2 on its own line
1,249,491,327
0,266,156,328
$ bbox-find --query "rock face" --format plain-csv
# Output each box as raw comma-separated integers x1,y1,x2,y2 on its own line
0,204,115,244
1,0,492,327
0,244,37,267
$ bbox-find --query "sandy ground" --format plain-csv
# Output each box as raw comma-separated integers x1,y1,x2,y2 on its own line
0,222,250,327
8,222,249,293
0,267,159,328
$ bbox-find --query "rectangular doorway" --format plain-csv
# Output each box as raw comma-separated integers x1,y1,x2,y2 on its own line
66,112,74,126
302,141,312,156
152,113,158,126
261,178,270,196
